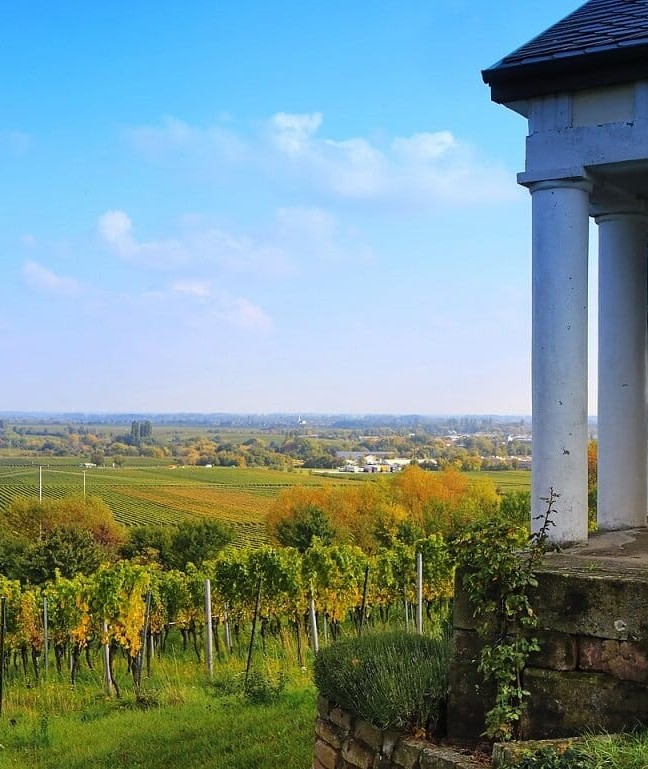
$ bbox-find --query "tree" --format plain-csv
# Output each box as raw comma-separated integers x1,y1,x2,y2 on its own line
28,527,102,582
274,504,336,552
1,495,125,550
168,519,234,569
120,524,174,565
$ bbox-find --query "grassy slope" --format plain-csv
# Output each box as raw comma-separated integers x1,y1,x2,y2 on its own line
0,685,317,769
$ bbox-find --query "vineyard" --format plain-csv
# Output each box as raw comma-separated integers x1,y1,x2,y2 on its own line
0,537,455,703
0,465,359,547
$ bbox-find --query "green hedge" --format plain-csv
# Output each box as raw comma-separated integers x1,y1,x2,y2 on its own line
313,630,451,732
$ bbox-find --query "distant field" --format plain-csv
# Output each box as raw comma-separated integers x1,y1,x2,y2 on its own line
465,469,531,493
0,464,532,546
0,464,358,547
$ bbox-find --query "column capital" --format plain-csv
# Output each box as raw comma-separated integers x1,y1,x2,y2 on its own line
592,204,648,224
527,178,594,195
518,166,593,192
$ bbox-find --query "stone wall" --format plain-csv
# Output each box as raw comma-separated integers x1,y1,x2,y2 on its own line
313,696,484,769
448,551,648,740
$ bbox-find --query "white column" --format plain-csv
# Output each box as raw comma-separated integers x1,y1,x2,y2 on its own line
530,179,591,544
596,211,648,530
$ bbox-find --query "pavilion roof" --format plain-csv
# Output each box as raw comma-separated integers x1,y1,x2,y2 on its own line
483,0,648,103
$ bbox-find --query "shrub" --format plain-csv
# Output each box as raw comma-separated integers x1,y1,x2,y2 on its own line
243,669,286,705
313,630,451,731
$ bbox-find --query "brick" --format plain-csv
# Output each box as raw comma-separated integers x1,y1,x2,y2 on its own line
314,738,339,769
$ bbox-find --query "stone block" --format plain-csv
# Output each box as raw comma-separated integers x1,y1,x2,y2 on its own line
452,630,482,664
492,738,580,769
316,717,347,750
318,695,331,719
419,745,485,769
341,739,375,769
531,569,648,641
447,660,494,739
578,637,648,682
393,737,423,769
522,667,648,738
314,738,339,769
528,631,577,671
331,706,354,732
452,573,479,631
381,729,401,759
355,720,383,751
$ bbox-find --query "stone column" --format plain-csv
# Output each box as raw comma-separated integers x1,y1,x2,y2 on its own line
530,179,591,544
596,210,648,530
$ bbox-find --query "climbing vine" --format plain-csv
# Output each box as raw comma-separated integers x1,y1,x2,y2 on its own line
450,490,556,741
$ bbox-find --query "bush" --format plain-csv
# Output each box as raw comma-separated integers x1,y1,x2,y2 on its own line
243,669,286,705
313,630,451,731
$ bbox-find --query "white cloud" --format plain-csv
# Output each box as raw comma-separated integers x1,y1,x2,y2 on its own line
215,296,273,333
22,261,80,296
98,209,187,268
126,112,515,210
171,279,211,298
392,131,456,161
275,205,374,264
126,116,248,165
21,234,37,248
269,112,323,156
185,226,293,275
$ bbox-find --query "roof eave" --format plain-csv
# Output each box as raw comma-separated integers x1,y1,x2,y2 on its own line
483,46,648,104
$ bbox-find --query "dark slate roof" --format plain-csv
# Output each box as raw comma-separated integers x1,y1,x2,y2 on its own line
483,0,648,103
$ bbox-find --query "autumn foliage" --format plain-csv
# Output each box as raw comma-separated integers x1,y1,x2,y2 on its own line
267,465,500,552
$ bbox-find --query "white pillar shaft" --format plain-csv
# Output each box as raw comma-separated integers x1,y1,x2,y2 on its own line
531,180,590,543
597,213,648,530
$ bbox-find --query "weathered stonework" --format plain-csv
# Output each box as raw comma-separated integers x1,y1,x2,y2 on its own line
313,698,484,769
449,541,648,740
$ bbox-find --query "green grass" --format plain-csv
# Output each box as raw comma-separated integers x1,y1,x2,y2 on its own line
0,629,317,769
510,733,648,769
0,682,316,769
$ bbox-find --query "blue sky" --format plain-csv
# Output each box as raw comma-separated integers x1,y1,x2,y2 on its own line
0,0,592,415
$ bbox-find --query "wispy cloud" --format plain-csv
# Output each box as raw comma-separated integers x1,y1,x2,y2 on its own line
97,206,370,275
126,112,516,210
125,116,249,166
97,210,187,269
22,261,80,296
214,295,273,333
171,279,211,298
